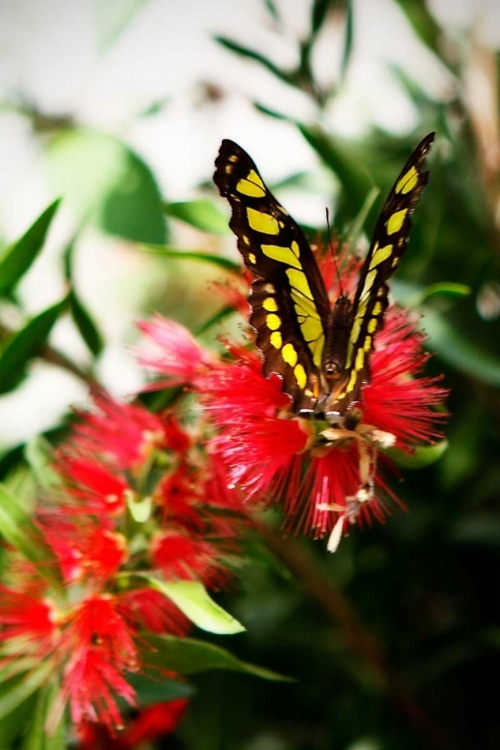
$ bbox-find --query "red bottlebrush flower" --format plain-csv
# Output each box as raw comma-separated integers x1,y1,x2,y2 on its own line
200,303,446,552
136,314,215,388
151,532,229,587
73,391,169,472
117,588,191,636
0,587,56,657
77,698,188,750
58,595,139,731
56,455,130,517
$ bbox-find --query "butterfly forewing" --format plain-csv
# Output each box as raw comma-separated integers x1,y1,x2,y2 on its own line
335,133,435,412
214,139,330,411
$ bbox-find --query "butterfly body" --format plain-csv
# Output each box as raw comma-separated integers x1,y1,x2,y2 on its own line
214,134,434,424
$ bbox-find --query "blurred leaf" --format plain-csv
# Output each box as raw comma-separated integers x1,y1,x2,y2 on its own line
0,298,67,394
299,124,371,216
47,128,166,243
142,635,293,681
0,200,60,297
393,0,444,61
0,662,54,722
340,0,354,84
164,199,230,234
385,440,448,470
264,0,281,23
214,36,293,86
450,515,500,547
311,0,331,35
421,282,471,302
344,185,380,252
0,484,49,565
69,289,104,356
24,436,60,489
149,579,246,634
128,675,193,708
95,0,150,52
143,243,240,272
127,492,152,523
21,681,65,750
424,310,500,386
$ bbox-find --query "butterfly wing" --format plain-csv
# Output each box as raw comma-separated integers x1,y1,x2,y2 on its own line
214,139,331,411
331,132,435,415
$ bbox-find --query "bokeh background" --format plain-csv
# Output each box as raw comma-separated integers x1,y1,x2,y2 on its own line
1,1,500,748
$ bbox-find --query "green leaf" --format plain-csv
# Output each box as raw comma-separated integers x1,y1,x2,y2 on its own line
214,36,293,86
127,492,152,523
69,289,104,356
47,128,166,244
24,436,60,489
95,0,150,52
384,440,448,470
0,484,49,565
424,310,500,387
0,298,67,394
0,662,54,722
420,282,471,303
21,681,65,750
0,200,60,297
298,124,372,216
142,243,240,273
339,0,354,84
148,579,246,634
128,674,193,708
311,0,330,35
142,634,293,681
164,200,230,234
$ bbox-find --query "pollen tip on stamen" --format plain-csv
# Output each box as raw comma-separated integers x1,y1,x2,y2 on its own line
326,516,346,553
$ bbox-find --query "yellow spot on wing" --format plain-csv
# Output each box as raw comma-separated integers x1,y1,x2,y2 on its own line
247,208,280,235
270,331,282,349
372,301,383,316
248,252,257,264
266,313,281,331
355,348,365,372
386,209,408,235
261,244,301,269
236,170,266,198
367,317,378,334
263,297,278,312
361,269,377,299
282,343,298,367
294,363,306,389
286,269,313,299
369,244,392,269
396,166,418,194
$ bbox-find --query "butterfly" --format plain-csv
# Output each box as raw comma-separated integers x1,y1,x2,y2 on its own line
214,133,434,425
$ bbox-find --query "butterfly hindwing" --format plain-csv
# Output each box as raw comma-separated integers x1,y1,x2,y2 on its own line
336,133,435,411
214,139,330,410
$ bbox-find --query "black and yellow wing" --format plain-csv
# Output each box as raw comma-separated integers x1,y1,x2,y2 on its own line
214,139,330,411
329,133,435,415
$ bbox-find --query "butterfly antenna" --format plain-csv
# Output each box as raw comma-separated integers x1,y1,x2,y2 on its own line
326,207,343,296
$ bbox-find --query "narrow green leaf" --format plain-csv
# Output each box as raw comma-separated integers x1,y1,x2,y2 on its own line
339,0,354,84
0,662,54,722
424,311,500,386
149,579,246,634
142,634,293,682
21,686,50,750
214,36,292,85
164,200,230,234
0,484,49,564
264,0,281,23
385,440,448,469
142,244,240,273
0,298,67,394
95,0,150,52
420,282,471,303
311,0,330,35
69,289,104,356
0,200,60,296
